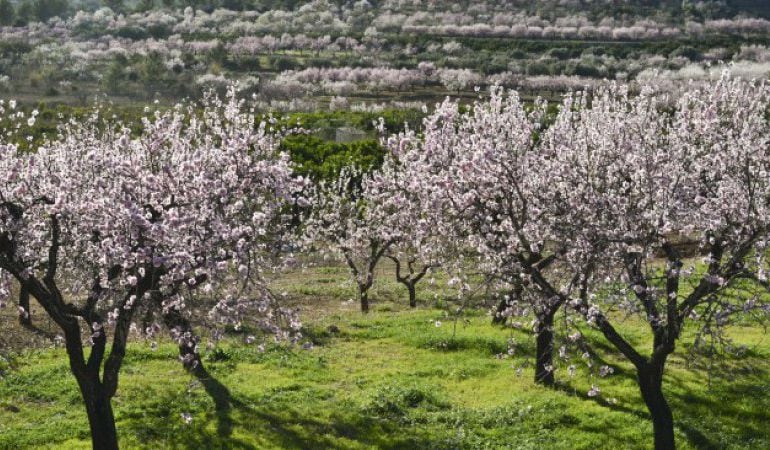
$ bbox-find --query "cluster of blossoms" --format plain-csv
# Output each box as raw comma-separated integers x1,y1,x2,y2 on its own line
3,66,770,449
6,1,770,114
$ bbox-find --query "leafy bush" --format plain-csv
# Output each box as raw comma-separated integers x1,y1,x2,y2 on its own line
282,134,385,180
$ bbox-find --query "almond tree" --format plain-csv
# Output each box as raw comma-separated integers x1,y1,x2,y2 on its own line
390,88,574,385
368,141,443,308
538,75,770,449
0,92,305,449
303,167,397,313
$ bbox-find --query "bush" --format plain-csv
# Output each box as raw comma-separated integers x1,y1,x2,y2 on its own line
281,134,385,180
365,383,449,421
270,56,300,72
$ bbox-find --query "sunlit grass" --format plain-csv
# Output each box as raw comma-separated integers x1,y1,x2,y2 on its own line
0,263,768,449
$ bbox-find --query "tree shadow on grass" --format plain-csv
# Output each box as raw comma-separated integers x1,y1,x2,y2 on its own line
553,381,717,448
242,406,440,450
552,367,770,450
190,365,235,439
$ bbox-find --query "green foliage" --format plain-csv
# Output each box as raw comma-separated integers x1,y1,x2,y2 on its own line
270,55,300,72
0,102,152,152
273,108,424,180
279,109,424,135
281,134,385,180
0,0,15,26
364,382,450,421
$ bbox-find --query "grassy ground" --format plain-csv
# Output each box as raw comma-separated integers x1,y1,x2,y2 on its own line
0,263,768,449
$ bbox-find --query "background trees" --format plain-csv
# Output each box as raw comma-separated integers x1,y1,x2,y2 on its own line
369,74,769,449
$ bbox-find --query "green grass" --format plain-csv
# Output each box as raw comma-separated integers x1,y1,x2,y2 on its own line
0,264,769,449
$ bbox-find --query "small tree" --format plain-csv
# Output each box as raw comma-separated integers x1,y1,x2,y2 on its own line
0,91,304,449
304,167,396,313
369,139,443,308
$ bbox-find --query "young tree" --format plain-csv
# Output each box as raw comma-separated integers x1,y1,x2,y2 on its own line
304,167,397,313
369,141,442,308
0,92,305,449
538,75,770,449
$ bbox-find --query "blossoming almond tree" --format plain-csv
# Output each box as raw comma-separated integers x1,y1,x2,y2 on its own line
304,167,398,313
0,92,305,449
390,89,577,385
367,139,444,308
538,75,770,449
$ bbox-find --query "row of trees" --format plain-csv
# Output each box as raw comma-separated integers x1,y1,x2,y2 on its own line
2,74,769,449
5,1,769,39
305,74,770,449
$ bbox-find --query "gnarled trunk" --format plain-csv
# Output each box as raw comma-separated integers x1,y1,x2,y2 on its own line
406,282,416,308
18,285,31,326
638,363,675,450
79,377,118,450
394,278,417,308
68,343,118,450
359,286,370,314
534,311,555,386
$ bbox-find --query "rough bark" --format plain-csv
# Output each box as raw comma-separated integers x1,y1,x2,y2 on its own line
406,282,417,308
76,374,119,450
534,311,555,386
18,285,31,326
359,285,370,314
639,363,675,450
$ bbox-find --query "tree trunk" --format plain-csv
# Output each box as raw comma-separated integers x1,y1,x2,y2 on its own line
162,307,204,373
18,285,31,326
534,311,555,386
59,317,119,450
76,374,119,450
492,296,508,325
359,286,369,314
407,282,416,308
639,365,675,450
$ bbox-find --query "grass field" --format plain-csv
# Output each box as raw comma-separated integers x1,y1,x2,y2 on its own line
0,264,768,449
